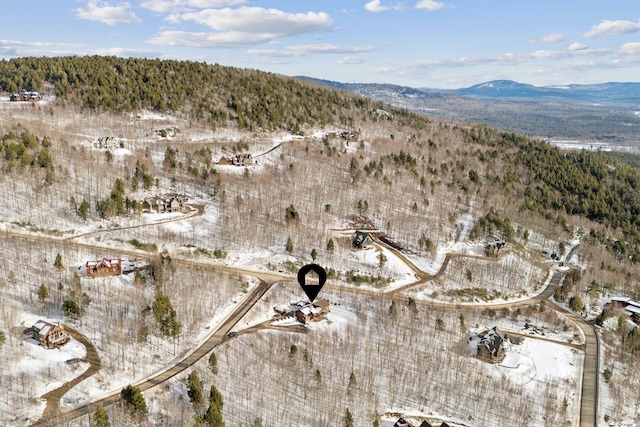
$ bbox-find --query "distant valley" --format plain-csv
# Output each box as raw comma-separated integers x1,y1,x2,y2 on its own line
299,77,640,151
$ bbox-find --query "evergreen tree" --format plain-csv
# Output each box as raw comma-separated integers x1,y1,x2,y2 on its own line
152,292,181,338
285,236,293,253
203,402,224,427
209,385,223,411
37,284,49,303
54,253,63,269
343,408,354,427
77,199,90,220
120,385,147,418
311,248,318,261
91,406,110,427
187,370,204,407
208,352,218,374
326,238,335,252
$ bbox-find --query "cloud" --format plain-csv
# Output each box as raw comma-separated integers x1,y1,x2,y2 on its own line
180,7,332,36
75,1,142,25
584,19,640,38
148,30,273,47
94,47,162,57
569,42,588,51
532,33,565,43
619,42,640,55
415,0,446,11
364,0,404,12
148,6,334,48
338,56,371,64
0,39,96,58
365,0,389,12
249,44,377,57
140,0,246,14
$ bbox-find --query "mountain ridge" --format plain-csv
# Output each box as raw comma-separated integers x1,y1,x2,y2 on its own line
296,76,640,145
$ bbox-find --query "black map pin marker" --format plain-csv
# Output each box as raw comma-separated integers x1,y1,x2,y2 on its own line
297,264,327,302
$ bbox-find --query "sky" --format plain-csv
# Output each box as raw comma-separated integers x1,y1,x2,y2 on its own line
1,0,639,88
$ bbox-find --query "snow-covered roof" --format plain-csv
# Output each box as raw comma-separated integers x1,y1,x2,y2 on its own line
32,320,55,335
612,296,631,303
625,305,640,315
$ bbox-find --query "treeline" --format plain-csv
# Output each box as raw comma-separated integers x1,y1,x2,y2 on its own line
463,126,640,260
0,56,424,132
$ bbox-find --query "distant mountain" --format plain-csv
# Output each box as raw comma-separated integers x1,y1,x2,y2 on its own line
297,77,640,147
438,80,640,104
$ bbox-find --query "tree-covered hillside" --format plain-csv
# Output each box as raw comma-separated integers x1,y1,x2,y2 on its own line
0,56,423,133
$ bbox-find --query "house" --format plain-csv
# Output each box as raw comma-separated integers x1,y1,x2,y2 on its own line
166,196,183,212
142,197,165,213
9,90,42,102
232,153,253,166
352,231,374,249
85,258,122,277
484,240,507,258
295,299,330,324
477,326,508,363
141,195,186,213
32,320,70,349
216,153,253,166
95,136,119,149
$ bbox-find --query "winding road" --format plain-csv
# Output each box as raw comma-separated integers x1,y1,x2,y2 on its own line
12,215,599,426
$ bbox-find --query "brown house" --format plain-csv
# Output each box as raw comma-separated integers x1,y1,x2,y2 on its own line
295,299,330,324
85,258,122,277
32,320,70,349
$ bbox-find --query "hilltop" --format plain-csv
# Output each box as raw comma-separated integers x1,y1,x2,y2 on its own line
0,56,639,426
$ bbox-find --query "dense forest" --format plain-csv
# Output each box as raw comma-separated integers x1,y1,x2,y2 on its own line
0,56,423,133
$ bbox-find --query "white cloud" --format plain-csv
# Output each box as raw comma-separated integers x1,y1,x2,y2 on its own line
364,0,405,13
619,42,640,55
75,1,142,25
415,0,446,11
140,0,246,14
94,47,161,57
0,39,89,58
148,30,272,47
179,7,333,35
532,33,565,43
249,44,377,57
584,19,640,38
338,56,371,64
365,0,389,12
569,42,588,51
147,7,334,48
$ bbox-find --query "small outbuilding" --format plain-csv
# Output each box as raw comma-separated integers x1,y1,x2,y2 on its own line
32,320,70,349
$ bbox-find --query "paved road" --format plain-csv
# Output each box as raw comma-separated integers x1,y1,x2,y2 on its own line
12,227,598,426
31,279,274,426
